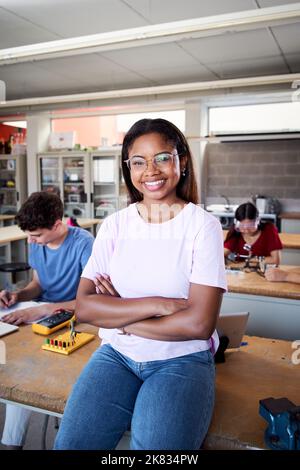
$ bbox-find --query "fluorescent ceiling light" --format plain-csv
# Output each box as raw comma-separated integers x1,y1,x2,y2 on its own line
0,4,300,64
2,120,27,128
1,73,300,110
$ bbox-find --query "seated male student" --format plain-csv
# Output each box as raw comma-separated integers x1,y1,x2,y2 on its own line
0,191,94,450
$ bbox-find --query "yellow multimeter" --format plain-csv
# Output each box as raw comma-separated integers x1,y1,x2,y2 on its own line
32,309,75,335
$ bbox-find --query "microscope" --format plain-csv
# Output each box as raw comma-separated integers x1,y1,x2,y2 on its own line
226,243,266,274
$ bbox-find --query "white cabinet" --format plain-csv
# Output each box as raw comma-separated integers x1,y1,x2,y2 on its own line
91,148,128,219
0,154,27,214
38,149,129,220
38,151,91,218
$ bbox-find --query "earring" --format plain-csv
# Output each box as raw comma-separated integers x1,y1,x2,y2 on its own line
182,168,186,177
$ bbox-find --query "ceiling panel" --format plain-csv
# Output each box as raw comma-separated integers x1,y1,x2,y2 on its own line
34,53,154,88
271,23,300,54
207,55,288,78
0,0,148,41
283,53,300,72
132,64,217,84
125,0,256,23
257,0,300,7
102,43,218,83
0,7,58,47
102,43,202,71
180,29,283,63
0,53,155,100
0,62,82,99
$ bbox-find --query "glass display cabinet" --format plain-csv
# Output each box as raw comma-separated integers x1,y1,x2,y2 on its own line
38,149,129,220
38,152,91,217
0,154,27,215
91,147,128,220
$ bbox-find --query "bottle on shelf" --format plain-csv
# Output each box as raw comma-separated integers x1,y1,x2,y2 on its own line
4,135,14,154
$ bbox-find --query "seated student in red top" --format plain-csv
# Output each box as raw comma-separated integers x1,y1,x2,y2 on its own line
224,202,282,265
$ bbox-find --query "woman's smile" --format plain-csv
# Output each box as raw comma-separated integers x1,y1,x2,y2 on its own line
142,179,166,191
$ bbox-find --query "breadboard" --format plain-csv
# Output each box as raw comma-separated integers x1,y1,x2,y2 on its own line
42,331,95,355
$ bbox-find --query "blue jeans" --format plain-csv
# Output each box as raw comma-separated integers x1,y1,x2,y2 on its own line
54,344,215,450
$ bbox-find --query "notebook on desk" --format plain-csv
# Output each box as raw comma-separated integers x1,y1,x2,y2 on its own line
217,312,249,349
0,321,19,337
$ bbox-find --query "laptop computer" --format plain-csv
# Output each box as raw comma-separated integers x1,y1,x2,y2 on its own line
216,312,249,349
0,321,19,338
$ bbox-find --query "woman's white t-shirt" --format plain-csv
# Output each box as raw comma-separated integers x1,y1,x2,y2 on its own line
82,202,227,362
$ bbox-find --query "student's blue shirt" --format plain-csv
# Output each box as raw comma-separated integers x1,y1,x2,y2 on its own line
29,226,94,302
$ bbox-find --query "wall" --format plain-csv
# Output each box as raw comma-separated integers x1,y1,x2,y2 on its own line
204,140,300,209
0,123,26,144
52,115,119,147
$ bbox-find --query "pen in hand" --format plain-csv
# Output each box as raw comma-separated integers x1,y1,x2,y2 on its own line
0,290,10,308
0,290,18,308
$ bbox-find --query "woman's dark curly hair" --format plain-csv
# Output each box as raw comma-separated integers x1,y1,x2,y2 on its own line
121,118,199,204
15,191,63,231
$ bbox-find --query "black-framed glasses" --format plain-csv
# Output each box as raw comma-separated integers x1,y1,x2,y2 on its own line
124,152,179,173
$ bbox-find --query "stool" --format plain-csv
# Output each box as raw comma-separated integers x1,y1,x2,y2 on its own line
0,262,31,287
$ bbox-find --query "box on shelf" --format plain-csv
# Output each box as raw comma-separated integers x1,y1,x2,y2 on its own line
49,132,76,150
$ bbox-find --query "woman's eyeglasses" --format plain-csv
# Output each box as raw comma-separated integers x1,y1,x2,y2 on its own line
124,152,179,173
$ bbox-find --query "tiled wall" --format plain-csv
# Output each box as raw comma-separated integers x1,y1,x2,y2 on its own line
204,140,300,200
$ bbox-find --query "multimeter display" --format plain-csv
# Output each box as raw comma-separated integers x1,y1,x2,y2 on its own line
32,310,75,335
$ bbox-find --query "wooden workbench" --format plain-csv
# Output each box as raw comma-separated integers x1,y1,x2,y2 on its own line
0,224,27,245
0,326,299,450
0,218,101,246
0,218,101,244
279,212,300,220
278,233,300,249
226,265,300,300
0,323,100,414
205,335,299,450
0,215,15,227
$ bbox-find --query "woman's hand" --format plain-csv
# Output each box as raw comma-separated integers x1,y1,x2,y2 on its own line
93,274,120,297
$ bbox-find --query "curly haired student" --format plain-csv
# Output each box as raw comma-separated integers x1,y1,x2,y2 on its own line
54,118,226,450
